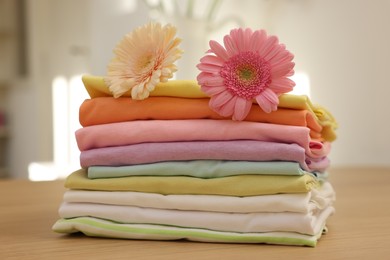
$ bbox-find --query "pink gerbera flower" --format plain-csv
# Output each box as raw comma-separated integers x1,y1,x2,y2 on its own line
197,28,295,120
105,22,183,100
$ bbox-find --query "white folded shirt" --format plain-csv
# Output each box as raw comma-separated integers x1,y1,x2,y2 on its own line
59,201,334,235
62,182,335,214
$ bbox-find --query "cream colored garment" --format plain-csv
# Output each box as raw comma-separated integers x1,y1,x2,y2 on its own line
63,182,335,213
59,202,335,235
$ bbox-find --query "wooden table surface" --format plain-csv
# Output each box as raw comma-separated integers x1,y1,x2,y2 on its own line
1,167,390,259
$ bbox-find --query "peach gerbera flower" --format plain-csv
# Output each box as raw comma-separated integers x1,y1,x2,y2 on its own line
197,28,295,120
105,22,183,100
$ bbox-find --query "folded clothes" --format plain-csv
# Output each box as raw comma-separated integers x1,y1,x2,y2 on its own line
52,217,326,247
82,75,207,99
58,202,334,235
79,97,324,140
87,161,311,179
65,169,319,196
80,140,330,172
75,119,329,159
81,75,337,141
62,182,335,213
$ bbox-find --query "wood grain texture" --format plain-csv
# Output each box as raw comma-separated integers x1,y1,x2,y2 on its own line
1,167,390,259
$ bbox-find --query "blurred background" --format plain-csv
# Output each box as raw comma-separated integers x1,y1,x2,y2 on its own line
0,0,389,181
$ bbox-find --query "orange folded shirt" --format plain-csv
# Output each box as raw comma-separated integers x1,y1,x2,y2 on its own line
79,97,323,140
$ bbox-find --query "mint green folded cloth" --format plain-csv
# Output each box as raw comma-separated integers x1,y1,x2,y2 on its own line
52,217,327,247
87,160,309,179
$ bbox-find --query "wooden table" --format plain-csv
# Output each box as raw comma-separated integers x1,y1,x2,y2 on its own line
1,167,390,259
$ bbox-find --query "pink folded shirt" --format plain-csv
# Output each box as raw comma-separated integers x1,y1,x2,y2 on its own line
76,120,329,158
80,140,330,172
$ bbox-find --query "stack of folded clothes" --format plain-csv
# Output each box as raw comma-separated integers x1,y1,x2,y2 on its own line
52,23,338,247
52,76,337,247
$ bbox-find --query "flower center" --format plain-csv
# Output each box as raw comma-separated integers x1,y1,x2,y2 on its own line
135,51,163,82
239,66,255,81
238,65,258,85
220,51,271,99
138,53,154,70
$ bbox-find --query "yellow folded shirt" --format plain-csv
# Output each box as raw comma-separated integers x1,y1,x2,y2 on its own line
65,169,319,196
82,75,206,99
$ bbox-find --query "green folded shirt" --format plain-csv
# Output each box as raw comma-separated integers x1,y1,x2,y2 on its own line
87,160,309,179
52,217,326,247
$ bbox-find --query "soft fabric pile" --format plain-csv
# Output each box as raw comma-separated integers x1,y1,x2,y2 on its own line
52,75,338,247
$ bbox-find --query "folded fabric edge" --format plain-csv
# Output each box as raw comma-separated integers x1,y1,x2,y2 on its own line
82,75,311,107
52,217,325,247
81,74,337,140
82,75,205,99
86,160,310,180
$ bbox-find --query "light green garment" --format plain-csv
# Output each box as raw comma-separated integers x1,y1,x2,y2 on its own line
87,160,308,179
52,217,327,247
66,169,319,196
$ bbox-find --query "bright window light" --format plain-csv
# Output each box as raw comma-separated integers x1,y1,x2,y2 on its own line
28,162,59,181
29,75,88,181
117,0,138,13
28,162,78,182
289,72,311,97
52,76,69,165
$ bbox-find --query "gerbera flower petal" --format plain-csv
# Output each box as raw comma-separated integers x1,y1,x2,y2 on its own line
197,27,295,119
255,88,279,113
232,98,252,121
271,61,295,78
197,63,223,74
131,83,146,100
197,72,214,84
105,22,182,100
108,78,137,98
201,85,227,96
224,34,239,56
263,44,284,62
197,73,225,87
269,77,296,93
199,55,225,67
229,28,251,52
161,67,173,78
286,69,295,77
209,40,229,61
243,28,253,50
214,95,238,117
249,30,266,52
269,51,294,68
230,28,244,52
209,91,235,108
204,77,225,87
258,35,279,57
